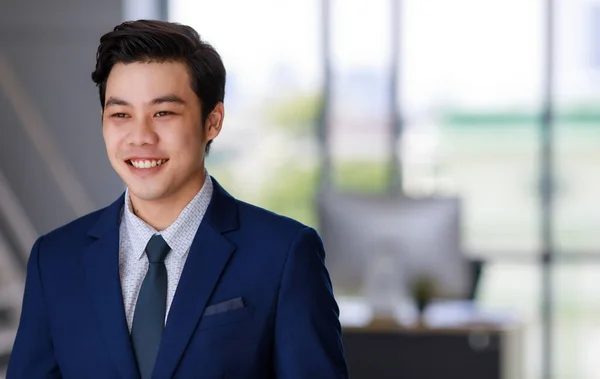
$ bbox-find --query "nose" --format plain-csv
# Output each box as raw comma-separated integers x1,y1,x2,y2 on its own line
128,116,158,146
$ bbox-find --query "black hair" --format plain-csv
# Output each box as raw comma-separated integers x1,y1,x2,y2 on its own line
91,19,226,154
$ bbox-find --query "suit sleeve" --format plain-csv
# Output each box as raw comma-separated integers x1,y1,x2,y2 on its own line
273,227,349,379
7,236,61,379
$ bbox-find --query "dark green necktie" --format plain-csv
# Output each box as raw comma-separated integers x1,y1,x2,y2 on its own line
131,234,170,379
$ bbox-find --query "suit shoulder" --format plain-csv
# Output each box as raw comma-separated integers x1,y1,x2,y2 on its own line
41,204,112,244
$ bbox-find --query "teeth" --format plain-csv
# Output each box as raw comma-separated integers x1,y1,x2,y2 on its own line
130,159,167,169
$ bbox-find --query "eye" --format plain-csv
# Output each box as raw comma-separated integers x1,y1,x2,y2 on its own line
155,111,174,117
111,113,129,118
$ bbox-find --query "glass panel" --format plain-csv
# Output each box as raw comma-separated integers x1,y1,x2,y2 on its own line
553,264,600,379
554,0,600,253
478,263,541,379
399,0,544,256
329,0,394,193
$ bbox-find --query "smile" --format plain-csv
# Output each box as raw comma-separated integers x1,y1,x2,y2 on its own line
127,159,169,169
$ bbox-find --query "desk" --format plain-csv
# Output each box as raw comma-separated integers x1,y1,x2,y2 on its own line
343,324,523,379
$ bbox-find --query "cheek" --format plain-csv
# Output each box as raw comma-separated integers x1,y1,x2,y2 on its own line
162,129,204,156
102,126,124,157
102,127,112,151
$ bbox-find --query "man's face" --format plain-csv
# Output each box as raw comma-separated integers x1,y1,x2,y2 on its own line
102,61,220,204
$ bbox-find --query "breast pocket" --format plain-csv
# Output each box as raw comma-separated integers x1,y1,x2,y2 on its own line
197,305,254,330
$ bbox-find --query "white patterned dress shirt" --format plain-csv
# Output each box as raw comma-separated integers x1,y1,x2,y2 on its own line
119,172,213,331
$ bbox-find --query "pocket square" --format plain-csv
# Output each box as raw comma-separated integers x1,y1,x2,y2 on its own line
203,297,245,316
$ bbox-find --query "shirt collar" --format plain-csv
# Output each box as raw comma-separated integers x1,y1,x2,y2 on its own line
122,171,214,260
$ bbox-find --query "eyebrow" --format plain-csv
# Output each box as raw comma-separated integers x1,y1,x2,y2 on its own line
151,94,186,106
104,97,130,108
104,94,186,109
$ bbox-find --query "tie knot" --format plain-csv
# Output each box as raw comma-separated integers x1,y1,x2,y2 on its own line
145,234,170,263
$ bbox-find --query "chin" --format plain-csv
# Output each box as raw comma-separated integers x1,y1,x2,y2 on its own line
123,178,168,200
128,187,169,202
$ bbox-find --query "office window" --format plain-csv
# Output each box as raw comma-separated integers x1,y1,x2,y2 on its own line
170,1,600,377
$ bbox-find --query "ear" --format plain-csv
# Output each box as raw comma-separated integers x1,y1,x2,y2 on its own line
205,102,224,141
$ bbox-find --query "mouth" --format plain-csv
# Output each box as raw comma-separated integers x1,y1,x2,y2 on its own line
126,158,169,169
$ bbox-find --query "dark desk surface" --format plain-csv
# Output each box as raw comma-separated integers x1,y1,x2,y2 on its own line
342,322,522,379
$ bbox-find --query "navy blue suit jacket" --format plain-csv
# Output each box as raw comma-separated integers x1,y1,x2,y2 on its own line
7,178,348,378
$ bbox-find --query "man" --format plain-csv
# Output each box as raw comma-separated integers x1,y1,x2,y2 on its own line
7,20,348,379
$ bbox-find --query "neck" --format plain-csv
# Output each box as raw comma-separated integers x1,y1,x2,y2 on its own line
129,169,206,231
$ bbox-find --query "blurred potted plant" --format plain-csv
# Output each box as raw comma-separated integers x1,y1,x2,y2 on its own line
411,276,436,325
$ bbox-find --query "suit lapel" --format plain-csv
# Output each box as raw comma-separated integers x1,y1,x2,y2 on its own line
83,195,139,379
153,178,238,379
